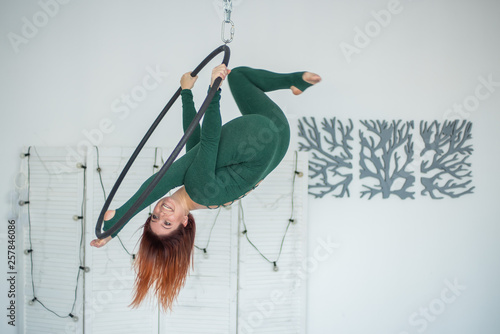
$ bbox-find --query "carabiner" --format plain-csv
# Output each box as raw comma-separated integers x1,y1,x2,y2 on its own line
221,20,235,44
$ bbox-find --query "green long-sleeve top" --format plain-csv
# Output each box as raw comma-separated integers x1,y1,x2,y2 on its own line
103,88,280,237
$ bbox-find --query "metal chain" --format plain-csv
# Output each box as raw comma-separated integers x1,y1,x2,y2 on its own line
221,0,235,44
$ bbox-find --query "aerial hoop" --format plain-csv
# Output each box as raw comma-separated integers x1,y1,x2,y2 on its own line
95,45,230,239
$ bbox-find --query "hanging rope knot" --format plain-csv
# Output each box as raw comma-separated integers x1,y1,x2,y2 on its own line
221,0,234,44
223,0,232,22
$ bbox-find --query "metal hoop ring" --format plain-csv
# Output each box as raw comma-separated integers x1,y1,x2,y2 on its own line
95,45,231,239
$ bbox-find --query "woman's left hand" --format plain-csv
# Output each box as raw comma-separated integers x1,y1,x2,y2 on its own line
180,72,198,90
210,64,231,89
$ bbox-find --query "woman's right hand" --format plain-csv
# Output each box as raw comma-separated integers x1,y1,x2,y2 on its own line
180,72,198,90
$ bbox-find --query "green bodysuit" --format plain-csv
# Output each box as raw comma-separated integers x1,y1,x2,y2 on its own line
104,67,312,237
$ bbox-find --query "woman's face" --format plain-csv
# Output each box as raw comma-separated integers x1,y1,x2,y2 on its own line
149,197,188,236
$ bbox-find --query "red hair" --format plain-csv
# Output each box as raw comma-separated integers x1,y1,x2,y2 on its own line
130,213,196,311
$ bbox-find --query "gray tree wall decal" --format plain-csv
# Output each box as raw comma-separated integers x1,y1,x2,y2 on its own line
359,120,415,199
420,120,474,198
297,118,474,200
298,117,353,198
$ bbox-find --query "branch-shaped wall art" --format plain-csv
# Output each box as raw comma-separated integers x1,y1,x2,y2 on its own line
297,118,473,200
359,120,415,199
420,120,474,199
298,117,354,198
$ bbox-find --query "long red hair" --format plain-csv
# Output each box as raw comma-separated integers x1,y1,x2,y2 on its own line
130,213,196,311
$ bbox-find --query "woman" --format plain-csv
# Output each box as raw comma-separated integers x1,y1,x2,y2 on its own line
90,65,321,310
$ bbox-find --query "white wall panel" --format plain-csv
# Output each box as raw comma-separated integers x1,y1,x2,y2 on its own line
237,152,308,334
21,147,85,334
86,147,160,334
22,147,307,334
161,207,237,334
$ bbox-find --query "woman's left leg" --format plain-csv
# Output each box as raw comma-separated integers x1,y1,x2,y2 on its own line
227,67,314,168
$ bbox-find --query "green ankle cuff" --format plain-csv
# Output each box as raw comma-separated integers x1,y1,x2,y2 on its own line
292,72,313,92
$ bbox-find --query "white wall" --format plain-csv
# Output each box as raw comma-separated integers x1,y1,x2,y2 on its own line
1,0,500,333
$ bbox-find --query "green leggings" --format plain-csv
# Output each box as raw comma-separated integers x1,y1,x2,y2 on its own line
185,67,312,204
226,67,309,171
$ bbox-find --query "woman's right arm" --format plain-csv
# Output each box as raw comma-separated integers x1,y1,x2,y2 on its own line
90,73,202,246
92,154,190,243
102,167,184,238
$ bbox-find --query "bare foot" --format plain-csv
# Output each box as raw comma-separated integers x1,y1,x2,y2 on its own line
291,72,322,95
90,235,112,248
